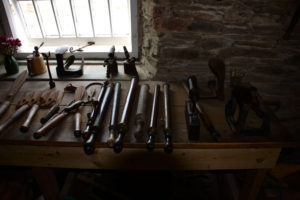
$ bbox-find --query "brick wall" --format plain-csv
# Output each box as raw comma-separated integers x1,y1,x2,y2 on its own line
140,0,300,137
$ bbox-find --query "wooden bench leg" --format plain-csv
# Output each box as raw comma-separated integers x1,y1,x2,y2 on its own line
239,169,268,200
32,167,60,200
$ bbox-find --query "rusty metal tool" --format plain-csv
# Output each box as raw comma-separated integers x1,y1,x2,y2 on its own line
41,91,59,108
55,46,84,77
40,85,71,124
33,100,85,139
42,52,55,89
20,91,59,132
225,85,270,136
69,42,95,53
183,81,221,142
134,84,149,140
185,98,200,140
20,91,44,133
162,83,173,153
83,82,107,140
40,104,60,124
146,84,160,150
0,92,33,134
103,46,118,78
34,86,85,139
84,83,113,154
187,76,200,102
0,70,27,119
123,46,138,79
107,82,121,147
114,77,138,153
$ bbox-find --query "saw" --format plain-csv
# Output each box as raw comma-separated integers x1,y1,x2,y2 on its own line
0,70,27,119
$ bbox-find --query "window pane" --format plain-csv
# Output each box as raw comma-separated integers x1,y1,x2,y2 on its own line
110,0,130,36
18,1,42,38
35,0,59,38
91,0,111,36
72,0,93,37
53,0,76,37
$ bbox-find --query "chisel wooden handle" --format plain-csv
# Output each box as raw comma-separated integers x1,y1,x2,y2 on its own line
34,112,67,139
163,83,173,153
107,82,121,147
134,84,149,140
20,104,39,133
74,112,81,137
0,104,30,134
114,77,138,153
146,84,160,150
40,104,59,124
0,101,10,119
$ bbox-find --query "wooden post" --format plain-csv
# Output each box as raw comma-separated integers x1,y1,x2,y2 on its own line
32,167,60,200
239,169,268,200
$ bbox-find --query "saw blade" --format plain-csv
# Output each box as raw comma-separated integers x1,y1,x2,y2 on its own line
7,70,27,101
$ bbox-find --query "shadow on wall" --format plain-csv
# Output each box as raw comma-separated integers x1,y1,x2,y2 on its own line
140,0,300,82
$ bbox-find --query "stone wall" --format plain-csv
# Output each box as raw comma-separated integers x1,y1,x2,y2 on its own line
140,0,300,138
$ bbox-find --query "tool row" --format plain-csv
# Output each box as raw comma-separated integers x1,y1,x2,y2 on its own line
27,43,138,86
0,73,172,155
0,60,271,155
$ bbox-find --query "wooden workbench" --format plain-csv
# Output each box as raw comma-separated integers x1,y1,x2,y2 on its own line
0,79,294,200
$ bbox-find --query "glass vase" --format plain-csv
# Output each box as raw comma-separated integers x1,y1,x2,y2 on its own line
4,55,19,75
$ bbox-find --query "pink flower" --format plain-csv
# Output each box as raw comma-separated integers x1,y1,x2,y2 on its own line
1,35,7,42
0,35,21,55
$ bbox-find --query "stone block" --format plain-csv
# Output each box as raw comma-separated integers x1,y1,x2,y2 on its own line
252,64,295,76
250,14,282,25
173,10,222,22
284,55,300,65
154,17,188,32
161,47,199,59
218,47,277,59
188,21,222,32
198,38,232,50
224,2,254,24
234,40,274,48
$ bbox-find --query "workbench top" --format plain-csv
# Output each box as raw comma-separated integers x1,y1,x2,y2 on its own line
0,79,294,149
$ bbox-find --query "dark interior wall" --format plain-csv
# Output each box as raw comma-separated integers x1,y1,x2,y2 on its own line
140,0,300,137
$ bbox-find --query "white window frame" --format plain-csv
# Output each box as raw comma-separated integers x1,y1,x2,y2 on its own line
1,0,138,59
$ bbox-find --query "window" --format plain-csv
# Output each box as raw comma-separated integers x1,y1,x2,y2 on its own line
1,0,138,58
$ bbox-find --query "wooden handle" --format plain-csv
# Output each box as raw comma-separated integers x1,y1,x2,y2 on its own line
7,70,27,100
40,104,59,124
34,112,67,139
0,104,30,134
74,112,81,137
107,129,115,147
134,119,144,140
0,101,10,119
20,104,39,133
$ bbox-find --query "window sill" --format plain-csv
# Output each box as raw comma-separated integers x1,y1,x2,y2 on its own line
0,63,150,81
16,45,136,59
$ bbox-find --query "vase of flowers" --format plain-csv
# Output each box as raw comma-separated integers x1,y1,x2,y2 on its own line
0,35,22,75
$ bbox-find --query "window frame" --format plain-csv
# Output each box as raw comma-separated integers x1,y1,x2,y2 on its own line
1,0,138,59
